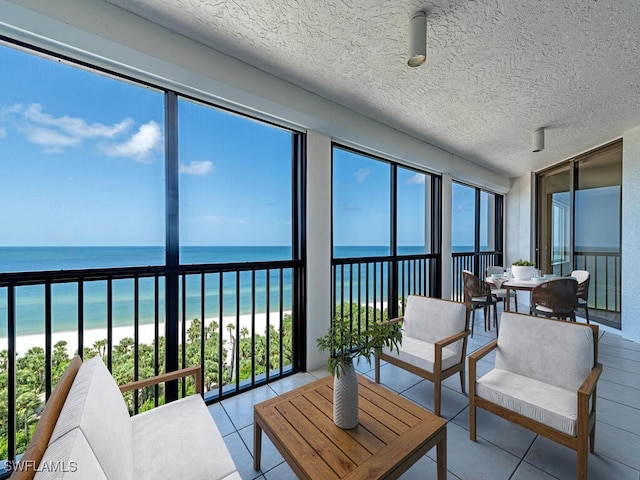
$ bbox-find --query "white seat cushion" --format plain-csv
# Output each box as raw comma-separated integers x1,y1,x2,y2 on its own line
132,395,240,480
383,336,460,373
476,368,578,436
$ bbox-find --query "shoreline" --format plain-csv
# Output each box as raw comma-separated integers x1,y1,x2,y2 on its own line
0,311,291,357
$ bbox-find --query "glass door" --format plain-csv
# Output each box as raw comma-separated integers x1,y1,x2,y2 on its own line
536,140,622,328
537,164,572,276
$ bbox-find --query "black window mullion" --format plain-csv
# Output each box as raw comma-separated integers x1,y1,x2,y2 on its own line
164,90,180,403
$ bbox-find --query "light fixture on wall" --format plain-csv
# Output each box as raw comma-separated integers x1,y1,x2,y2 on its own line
408,11,427,67
532,127,545,152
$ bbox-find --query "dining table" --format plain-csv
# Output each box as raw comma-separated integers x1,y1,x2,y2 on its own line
486,276,550,312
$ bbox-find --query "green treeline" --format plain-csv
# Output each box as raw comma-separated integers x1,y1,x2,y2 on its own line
0,313,293,460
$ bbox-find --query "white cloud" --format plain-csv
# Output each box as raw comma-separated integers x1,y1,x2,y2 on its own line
180,160,214,175
355,168,371,183
21,104,131,139
407,173,425,184
27,127,80,153
4,103,161,162
0,127,6,138
106,121,162,163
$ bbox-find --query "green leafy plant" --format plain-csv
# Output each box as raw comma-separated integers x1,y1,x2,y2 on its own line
317,314,402,378
512,259,535,266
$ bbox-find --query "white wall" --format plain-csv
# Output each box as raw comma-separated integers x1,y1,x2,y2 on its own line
505,174,535,266
305,132,332,371
622,126,640,343
441,175,453,299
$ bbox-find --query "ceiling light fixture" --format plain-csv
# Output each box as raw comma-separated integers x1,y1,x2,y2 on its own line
408,11,427,67
532,127,545,152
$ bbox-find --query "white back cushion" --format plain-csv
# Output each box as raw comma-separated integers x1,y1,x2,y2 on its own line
402,295,467,358
495,312,595,391
34,428,108,480
49,357,133,480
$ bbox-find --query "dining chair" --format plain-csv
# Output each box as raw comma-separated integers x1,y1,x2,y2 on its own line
463,270,498,336
570,270,591,324
530,277,579,321
485,265,518,312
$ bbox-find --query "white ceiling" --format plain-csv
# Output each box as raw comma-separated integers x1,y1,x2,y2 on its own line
105,0,640,178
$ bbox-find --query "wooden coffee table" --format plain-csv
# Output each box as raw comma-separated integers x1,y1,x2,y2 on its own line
254,374,446,480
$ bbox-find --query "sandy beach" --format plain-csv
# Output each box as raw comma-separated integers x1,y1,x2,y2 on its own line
0,310,291,357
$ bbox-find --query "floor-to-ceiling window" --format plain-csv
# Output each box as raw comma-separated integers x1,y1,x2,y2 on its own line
0,39,304,467
331,146,441,322
451,181,503,300
536,140,622,328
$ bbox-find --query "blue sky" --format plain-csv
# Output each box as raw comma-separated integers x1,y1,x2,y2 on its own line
0,42,477,249
0,44,291,247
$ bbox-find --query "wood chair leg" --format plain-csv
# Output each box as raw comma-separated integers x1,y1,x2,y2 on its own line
469,402,477,441
434,381,441,417
590,423,596,453
459,370,465,394
577,440,588,480
585,304,590,324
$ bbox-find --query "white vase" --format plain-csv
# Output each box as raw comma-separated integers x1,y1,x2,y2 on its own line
512,265,535,280
333,360,359,429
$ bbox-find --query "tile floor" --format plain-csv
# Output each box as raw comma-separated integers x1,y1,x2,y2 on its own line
208,306,640,480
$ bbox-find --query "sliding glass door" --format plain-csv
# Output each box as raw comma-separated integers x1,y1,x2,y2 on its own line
536,140,622,328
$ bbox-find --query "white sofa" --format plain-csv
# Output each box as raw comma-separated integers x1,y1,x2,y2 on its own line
375,295,470,416
26,357,239,480
469,312,602,480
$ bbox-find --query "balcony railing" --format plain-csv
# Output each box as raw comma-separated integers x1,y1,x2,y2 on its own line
451,250,621,319
0,259,302,467
332,253,440,327
451,251,502,302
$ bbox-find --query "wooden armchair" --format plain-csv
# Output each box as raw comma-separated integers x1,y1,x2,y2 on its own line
374,295,470,416
469,312,602,480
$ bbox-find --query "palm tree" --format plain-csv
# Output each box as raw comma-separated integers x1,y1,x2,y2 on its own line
226,323,236,382
240,327,249,339
93,339,107,358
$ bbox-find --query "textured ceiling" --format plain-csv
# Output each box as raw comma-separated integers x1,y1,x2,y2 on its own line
105,0,640,178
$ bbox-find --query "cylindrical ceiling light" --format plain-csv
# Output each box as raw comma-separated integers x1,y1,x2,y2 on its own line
408,11,427,67
532,127,545,152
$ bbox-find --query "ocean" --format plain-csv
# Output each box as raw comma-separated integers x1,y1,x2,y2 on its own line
0,245,446,337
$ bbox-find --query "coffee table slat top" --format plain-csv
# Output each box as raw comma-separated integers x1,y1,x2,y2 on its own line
254,374,446,480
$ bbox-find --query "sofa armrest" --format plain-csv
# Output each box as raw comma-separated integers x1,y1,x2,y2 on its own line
468,340,498,364
379,316,404,326
119,365,202,394
435,330,470,348
578,363,602,398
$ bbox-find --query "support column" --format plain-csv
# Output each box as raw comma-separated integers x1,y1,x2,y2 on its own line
305,131,333,371
441,174,453,299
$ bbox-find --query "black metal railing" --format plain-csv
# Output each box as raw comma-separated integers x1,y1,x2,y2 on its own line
0,259,302,468
574,250,621,313
331,253,440,328
450,250,620,316
451,251,502,301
